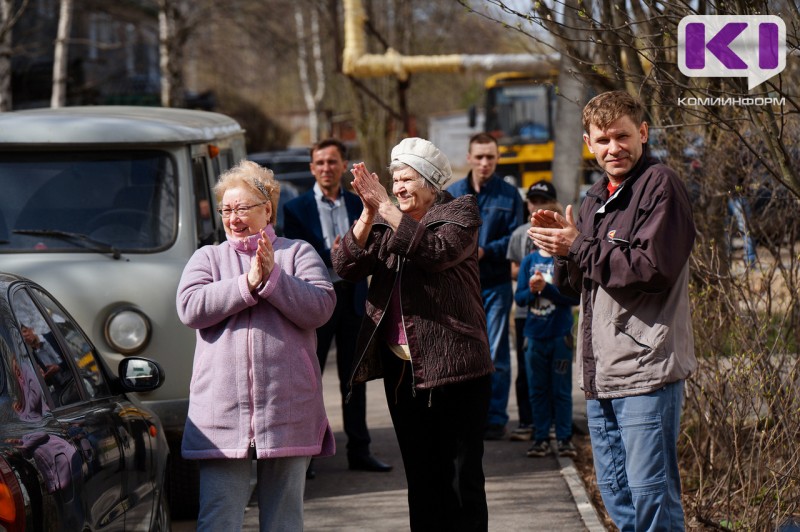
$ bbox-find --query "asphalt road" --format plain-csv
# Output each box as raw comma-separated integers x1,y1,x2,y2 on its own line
174,344,604,531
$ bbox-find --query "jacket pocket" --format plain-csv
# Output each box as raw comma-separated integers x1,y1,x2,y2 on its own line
440,314,485,342
189,344,209,391
593,320,667,386
296,346,319,394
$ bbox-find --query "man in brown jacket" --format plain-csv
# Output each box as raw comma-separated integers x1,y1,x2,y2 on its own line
528,90,696,531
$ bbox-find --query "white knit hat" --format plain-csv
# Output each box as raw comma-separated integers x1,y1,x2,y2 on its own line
390,137,453,190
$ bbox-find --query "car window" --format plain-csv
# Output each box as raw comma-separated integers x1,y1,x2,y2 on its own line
12,289,81,408
275,180,300,236
220,149,235,170
192,157,217,246
2,332,50,422
0,334,12,399
12,286,111,408
31,288,110,401
0,150,178,252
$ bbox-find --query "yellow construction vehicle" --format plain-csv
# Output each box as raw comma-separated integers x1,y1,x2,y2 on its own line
471,72,596,189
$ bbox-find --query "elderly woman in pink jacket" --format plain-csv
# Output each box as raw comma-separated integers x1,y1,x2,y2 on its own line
177,160,336,532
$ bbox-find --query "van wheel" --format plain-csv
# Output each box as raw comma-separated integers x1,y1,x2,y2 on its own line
166,439,200,520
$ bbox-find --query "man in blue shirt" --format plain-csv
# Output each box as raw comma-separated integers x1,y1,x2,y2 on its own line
448,133,524,440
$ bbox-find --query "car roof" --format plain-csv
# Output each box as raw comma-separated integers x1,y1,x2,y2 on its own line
247,150,315,190
248,149,310,163
0,272,24,292
0,106,245,146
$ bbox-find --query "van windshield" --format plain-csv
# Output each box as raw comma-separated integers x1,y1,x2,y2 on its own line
0,151,177,252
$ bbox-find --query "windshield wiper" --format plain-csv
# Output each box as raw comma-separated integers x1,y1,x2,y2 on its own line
13,229,122,260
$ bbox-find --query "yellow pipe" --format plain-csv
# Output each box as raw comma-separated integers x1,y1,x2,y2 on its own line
342,0,554,80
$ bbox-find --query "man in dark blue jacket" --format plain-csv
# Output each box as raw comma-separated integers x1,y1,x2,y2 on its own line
448,133,524,440
283,138,391,475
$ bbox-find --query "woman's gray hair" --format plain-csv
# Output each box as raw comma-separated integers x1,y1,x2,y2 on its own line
388,161,444,201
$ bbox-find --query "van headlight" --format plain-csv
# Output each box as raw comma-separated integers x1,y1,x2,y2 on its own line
105,308,151,354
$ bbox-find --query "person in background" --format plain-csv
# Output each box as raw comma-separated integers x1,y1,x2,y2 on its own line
177,160,336,531
283,139,392,477
528,90,696,531
448,132,524,441
332,138,494,531
10,350,48,422
727,195,757,267
506,180,561,442
514,197,579,459
21,324,64,384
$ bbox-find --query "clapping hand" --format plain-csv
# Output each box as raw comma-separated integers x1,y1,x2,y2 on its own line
529,271,546,293
527,205,579,257
351,162,390,213
247,229,274,291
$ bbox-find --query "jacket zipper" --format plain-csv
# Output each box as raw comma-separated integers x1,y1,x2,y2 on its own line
344,252,416,403
246,264,256,456
345,255,401,403
396,258,418,398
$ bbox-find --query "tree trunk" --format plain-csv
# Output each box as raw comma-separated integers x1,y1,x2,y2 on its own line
550,0,586,207
158,3,171,107
0,0,14,111
51,0,73,108
551,55,585,207
158,0,185,108
296,6,326,143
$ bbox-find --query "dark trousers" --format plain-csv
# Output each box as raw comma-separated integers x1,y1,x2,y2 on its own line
514,317,533,427
382,347,490,532
317,281,370,458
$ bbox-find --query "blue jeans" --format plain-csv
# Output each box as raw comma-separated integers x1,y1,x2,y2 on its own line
728,197,757,266
197,456,309,532
483,283,512,427
587,380,686,532
525,336,573,442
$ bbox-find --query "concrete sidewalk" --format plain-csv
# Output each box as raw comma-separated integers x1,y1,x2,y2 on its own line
175,349,605,531
299,351,602,531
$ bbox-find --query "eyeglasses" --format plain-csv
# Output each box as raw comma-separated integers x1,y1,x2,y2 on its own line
217,202,267,218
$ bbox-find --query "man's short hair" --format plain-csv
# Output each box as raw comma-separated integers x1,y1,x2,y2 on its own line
468,132,498,150
582,91,646,134
310,138,347,160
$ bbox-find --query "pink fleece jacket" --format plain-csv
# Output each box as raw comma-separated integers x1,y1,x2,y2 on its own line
176,224,336,460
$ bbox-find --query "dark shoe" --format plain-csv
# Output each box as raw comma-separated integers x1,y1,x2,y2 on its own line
348,454,393,472
306,458,316,479
557,439,577,458
526,440,551,457
509,425,533,441
483,424,507,441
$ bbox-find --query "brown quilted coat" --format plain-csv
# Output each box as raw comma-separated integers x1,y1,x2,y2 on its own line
332,192,494,391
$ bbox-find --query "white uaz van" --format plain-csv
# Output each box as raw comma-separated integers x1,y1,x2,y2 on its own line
0,106,247,516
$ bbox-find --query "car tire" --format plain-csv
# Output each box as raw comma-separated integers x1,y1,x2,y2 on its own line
152,481,172,532
166,438,200,520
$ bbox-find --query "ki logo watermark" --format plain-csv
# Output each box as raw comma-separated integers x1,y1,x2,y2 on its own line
678,15,786,91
